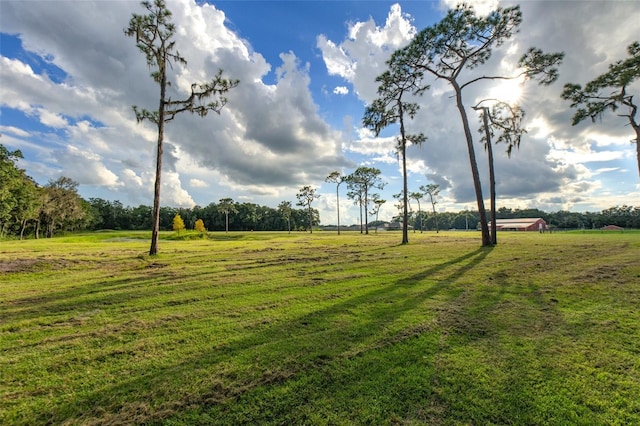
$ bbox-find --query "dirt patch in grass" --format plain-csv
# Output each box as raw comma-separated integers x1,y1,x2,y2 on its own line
575,264,626,284
0,257,85,273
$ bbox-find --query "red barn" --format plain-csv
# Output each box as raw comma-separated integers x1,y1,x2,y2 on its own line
489,218,547,232
601,225,624,231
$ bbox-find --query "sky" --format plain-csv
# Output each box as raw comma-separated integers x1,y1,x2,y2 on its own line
1,0,639,226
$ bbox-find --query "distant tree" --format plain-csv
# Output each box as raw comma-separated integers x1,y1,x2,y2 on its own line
277,201,292,233
194,218,206,233
420,183,440,233
409,192,424,233
562,41,640,179
296,186,320,233
452,210,477,231
0,145,40,238
397,3,563,246
392,191,406,226
218,198,237,233
370,194,386,234
346,182,365,233
325,171,345,234
39,177,85,238
345,167,385,235
15,178,40,239
363,55,426,244
125,0,239,255
131,205,153,230
172,213,185,234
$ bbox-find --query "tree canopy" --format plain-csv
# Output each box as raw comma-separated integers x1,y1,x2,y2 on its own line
562,41,640,179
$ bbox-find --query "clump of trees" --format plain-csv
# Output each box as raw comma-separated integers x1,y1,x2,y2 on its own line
1,145,91,239
326,167,387,236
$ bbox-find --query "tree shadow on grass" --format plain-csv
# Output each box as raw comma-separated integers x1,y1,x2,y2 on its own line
24,246,495,425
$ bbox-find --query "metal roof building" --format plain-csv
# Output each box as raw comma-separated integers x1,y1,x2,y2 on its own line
489,218,547,231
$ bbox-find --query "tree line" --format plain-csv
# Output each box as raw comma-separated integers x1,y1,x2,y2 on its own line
398,206,640,233
87,198,318,234
1,146,637,240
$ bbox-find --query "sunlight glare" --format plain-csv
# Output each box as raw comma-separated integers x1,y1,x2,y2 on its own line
488,76,526,106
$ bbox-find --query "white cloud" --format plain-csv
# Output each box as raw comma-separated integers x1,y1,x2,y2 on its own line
52,145,120,187
162,171,196,208
0,126,31,138
189,178,209,188
38,109,68,128
440,0,499,16
317,3,415,103
333,86,349,95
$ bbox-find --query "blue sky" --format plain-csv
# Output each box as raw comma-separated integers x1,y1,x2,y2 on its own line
1,0,638,225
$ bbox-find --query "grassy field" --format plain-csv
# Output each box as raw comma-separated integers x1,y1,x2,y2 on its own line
1,230,639,425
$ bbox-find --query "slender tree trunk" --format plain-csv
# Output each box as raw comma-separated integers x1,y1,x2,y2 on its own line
633,125,639,180
375,211,379,233
400,109,409,244
453,82,491,246
149,63,167,256
636,138,639,180
20,219,27,240
402,147,408,244
308,205,313,233
480,109,497,245
626,102,639,179
336,185,341,235
364,187,369,235
359,198,363,234
225,211,229,233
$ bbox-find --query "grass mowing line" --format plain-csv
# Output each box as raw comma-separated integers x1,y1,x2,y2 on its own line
1,231,639,424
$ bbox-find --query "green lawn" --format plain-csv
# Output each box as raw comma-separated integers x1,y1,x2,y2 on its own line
1,230,639,425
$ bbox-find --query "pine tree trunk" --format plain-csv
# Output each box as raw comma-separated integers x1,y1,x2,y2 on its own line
480,109,497,245
364,188,369,235
336,186,341,235
453,82,491,246
149,57,168,256
400,107,409,244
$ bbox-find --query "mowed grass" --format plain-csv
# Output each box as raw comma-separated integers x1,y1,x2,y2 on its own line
1,230,639,425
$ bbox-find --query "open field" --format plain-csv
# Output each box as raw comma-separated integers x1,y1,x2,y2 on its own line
1,230,639,425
